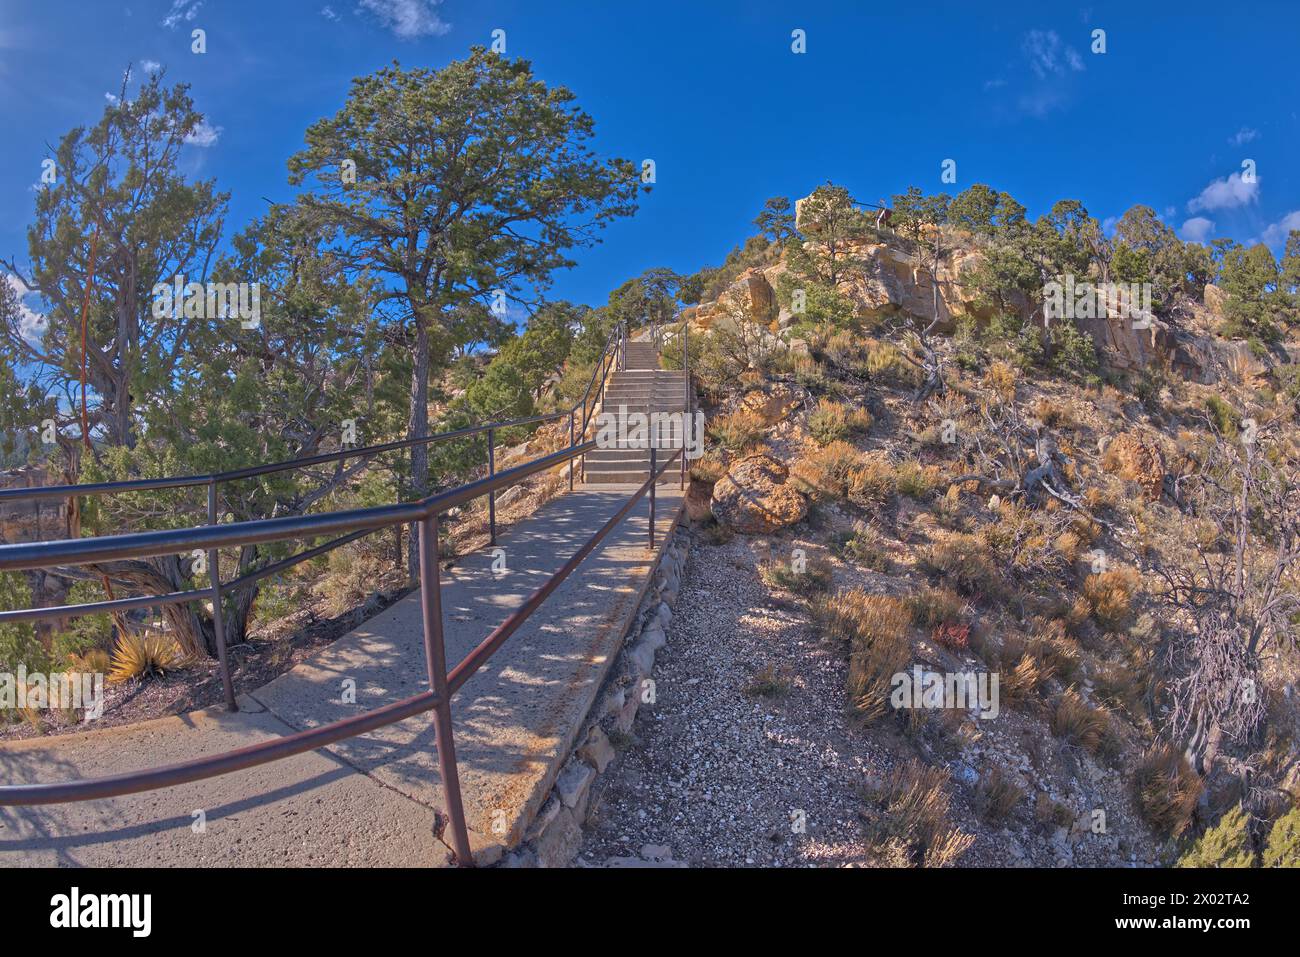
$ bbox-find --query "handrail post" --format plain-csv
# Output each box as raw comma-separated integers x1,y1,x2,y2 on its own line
419,512,474,867
207,479,238,713
681,317,690,491
580,396,587,483
486,427,496,546
569,411,576,491
648,446,656,550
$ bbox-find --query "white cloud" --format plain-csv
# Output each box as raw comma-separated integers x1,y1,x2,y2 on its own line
320,5,340,21
1179,217,1215,244
1187,171,1259,213
359,0,450,40
1228,127,1258,146
184,120,222,147
161,0,202,29
140,59,162,73
1261,210,1300,247
5,274,47,347
1021,30,1086,79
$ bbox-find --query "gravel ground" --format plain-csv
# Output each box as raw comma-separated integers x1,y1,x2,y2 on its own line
579,532,894,867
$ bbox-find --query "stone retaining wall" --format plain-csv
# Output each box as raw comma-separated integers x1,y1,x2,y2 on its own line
500,525,690,867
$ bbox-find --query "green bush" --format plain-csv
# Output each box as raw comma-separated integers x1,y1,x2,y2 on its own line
1177,806,1255,868
1263,805,1300,868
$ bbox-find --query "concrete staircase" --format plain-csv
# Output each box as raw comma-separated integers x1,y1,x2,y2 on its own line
584,339,689,485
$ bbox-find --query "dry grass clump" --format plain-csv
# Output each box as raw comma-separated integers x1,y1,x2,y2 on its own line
744,662,794,698
919,532,1001,598
1031,396,1077,429
790,440,862,501
807,398,873,445
759,551,834,598
1079,567,1142,631
894,460,942,500
812,589,911,722
108,631,187,684
1001,653,1055,706
1133,745,1203,839
1050,688,1119,758
974,765,1024,824
863,760,975,868
707,408,767,452
689,448,728,483
847,452,897,507
864,339,908,379
906,585,964,629
1101,432,1166,500
831,522,891,571
983,359,1018,402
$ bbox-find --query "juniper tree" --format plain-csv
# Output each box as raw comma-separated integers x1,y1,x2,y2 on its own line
287,51,641,574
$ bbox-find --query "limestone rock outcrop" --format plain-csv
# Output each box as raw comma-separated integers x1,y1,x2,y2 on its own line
711,453,808,533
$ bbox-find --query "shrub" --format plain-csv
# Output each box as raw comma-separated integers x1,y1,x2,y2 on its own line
847,452,897,507
759,552,834,598
812,589,911,722
983,359,1017,402
791,440,862,501
1178,806,1256,868
1081,568,1141,631
974,766,1024,824
707,409,767,452
690,449,727,483
108,632,186,684
807,398,873,445
919,533,1001,598
906,586,964,629
894,460,940,500
863,760,974,868
1050,688,1117,757
1204,394,1240,438
831,523,890,571
744,663,794,698
1263,804,1300,867
1134,745,1203,839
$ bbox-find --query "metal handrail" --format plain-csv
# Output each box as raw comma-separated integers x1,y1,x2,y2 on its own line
0,321,628,711
0,322,686,868
0,441,684,868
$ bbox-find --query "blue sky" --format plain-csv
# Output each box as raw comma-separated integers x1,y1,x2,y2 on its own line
2,0,1298,316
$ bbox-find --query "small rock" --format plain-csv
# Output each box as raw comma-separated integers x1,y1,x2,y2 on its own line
579,727,616,773
556,762,596,812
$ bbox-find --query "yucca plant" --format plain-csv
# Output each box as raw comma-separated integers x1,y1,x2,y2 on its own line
108,631,187,684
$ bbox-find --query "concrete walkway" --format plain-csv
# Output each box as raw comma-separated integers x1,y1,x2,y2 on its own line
0,482,684,867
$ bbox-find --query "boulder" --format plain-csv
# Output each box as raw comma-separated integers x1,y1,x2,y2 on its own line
710,453,808,534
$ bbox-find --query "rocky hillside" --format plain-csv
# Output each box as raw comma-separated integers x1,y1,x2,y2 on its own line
664,208,1300,868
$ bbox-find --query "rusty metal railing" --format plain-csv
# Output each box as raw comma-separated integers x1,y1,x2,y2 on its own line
0,318,693,867
0,321,628,713
0,440,683,867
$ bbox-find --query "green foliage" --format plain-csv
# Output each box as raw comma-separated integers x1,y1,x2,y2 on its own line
1204,394,1240,437
0,573,42,673
787,183,867,285
753,196,797,247
1218,243,1284,342
1048,319,1100,381
1263,805,1300,867
774,273,854,328
1177,806,1255,868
